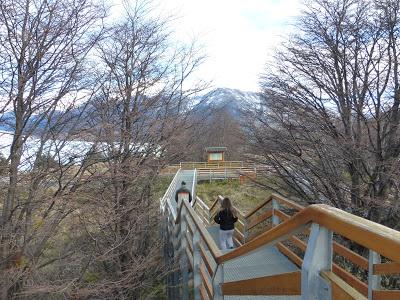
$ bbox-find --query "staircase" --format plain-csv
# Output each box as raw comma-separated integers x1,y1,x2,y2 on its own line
160,169,400,300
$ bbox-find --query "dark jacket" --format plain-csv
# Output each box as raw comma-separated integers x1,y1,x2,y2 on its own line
214,209,238,230
175,187,192,203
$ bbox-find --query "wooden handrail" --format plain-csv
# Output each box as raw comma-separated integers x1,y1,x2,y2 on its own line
201,192,379,277
205,194,392,268
271,193,305,211
209,197,220,212
177,199,222,260
244,193,305,219
244,194,273,219
216,204,400,264
273,208,369,271
320,271,367,300
166,178,400,299
373,262,400,275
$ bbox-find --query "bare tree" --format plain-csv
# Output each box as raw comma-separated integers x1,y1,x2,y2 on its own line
0,0,105,297
247,0,400,225
65,1,207,298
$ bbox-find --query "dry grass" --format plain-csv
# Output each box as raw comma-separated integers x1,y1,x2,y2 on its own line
196,179,272,215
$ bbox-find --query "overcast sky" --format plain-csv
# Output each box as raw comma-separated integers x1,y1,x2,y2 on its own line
114,0,301,92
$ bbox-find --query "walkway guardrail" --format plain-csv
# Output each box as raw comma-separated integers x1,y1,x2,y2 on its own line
161,170,400,300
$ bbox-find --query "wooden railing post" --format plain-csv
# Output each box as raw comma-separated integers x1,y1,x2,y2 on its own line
301,223,332,300
368,250,381,299
179,204,189,300
272,198,280,226
213,263,224,300
192,229,201,300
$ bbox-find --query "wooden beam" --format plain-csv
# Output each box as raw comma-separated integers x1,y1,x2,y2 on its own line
186,247,193,271
186,215,196,236
233,236,242,247
183,200,222,260
186,231,193,255
221,271,301,295
333,264,368,296
320,271,367,300
199,243,214,277
199,283,209,300
372,290,400,300
333,241,369,270
271,193,305,211
200,263,213,299
248,224,273,242
247,209,273,230
277,243,303,267
373,262,400,275
275,209,290,221
217,205,400,265
234,228,245,244
244,195,273,219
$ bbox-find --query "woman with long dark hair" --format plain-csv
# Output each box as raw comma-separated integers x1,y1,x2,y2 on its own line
213,197,238,250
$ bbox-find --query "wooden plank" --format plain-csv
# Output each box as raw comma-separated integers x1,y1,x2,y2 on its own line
290,235,307,251
373,262,400,275
372,290,400,300
245,195,273,219
236,219,245,232
271,193,305,211
196,196,210,210
221,271,301,295
275,209,290,221
186,231,193,255
333,264,368,296
233,236,243,246
199,283,209,300
183,201,222,261
247,209,273,229
186,215,195,236
234,228,245,244
311,205,400,264
291,227,368,271
333,241,369,270
186,247,193,271
320,271,367,300
277,243,303,267
209,198,220,213
218,205,400,265
200,263,213,299
248,224,273,241
199,243,214,277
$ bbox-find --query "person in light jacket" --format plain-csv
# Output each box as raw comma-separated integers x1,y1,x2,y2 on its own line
213,197,238,250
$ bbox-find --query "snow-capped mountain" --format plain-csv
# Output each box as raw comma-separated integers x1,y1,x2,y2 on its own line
194,87,261,119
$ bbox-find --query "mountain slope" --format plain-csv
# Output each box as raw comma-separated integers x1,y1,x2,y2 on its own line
195,87,261,118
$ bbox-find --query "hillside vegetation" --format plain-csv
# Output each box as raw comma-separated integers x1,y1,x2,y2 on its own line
196,180,272,214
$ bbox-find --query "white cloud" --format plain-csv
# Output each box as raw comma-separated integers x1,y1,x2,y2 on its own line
113,0,301,92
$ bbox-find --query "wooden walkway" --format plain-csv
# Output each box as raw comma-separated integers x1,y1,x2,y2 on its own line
160,168,400,300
